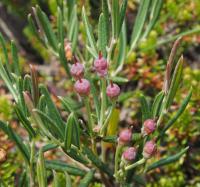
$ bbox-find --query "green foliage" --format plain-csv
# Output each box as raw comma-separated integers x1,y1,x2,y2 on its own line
0,0,198,186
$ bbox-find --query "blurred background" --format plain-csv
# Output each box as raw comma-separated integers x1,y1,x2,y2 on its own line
0,0,200,186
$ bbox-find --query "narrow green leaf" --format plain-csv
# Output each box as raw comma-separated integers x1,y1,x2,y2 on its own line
89,79,100,121
102,0,109,43
68,5,79,51
130,0,151,52
152,91,165,118
18,171,27,187
14,106,36,138
67,0,75,19
15,76,27,114
142,0,163,39
112,0,120,38
23,74,32,93
52,171,59,187
64,113,73,150
98,13,107,56
7,125,30,164
45,160,85,176
102,135,117,143
63,147,89,165
24,92,55,139
37,148,47,187
118,0,128,36
28,14,45,45
0,32,11,75
0,120,9,135
82,7,98,56
72,115,81,149
40,144,58,154
165,56,183,109
161,89,192,136
115,21,127,74
10,41,20,75
0,58,18,100
38,95,47,113
71,16,79,52
57,7,64,45
110,76,128,83
78,169,95,187
33,109,64,141
83,146,113,177
58,43,71,77
140,95,151,122
147,147,189,171
64,172,72,187
64,113,80,149
39,85,65,129
86,45,98,58
59,96,83,113
36,5,58,51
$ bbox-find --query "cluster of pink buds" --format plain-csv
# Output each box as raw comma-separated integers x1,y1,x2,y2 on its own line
142,119,156,136
93,52,120,100
142,140,157,159
72,53,121,99
122,147,137,162
71,56,90,96
94,52,108,77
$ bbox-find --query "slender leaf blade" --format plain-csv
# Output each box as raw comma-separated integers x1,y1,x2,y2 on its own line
37,148,47,187
165,56,183,109
82,7,98,56
130,0,151,52
78,169,95,187
98,13,107,56
147,147,189,171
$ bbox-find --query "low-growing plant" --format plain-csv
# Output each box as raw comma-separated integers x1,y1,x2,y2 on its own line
0,1,193,186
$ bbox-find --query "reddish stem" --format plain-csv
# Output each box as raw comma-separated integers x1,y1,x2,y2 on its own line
110,80,114,87
98,51,103,59
74,55,78,65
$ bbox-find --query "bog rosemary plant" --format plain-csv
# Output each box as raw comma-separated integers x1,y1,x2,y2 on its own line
0,1,193,186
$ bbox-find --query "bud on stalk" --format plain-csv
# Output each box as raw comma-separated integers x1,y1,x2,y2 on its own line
94,52,108,77
118,129,132,145
122,147,137,162
142,119,156,136
74,78,90,96
106,82,120,99
143,140,157,159
70,56,84,79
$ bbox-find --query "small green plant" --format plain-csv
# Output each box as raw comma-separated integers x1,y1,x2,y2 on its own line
0,1,193,186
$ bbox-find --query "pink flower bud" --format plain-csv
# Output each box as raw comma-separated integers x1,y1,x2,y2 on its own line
94,52,108,77
106,83,120,99
119,129,132,144
143,140,157,159
142,119,156,136
74,79,90,96
123,147,137,162
70,62,84,79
